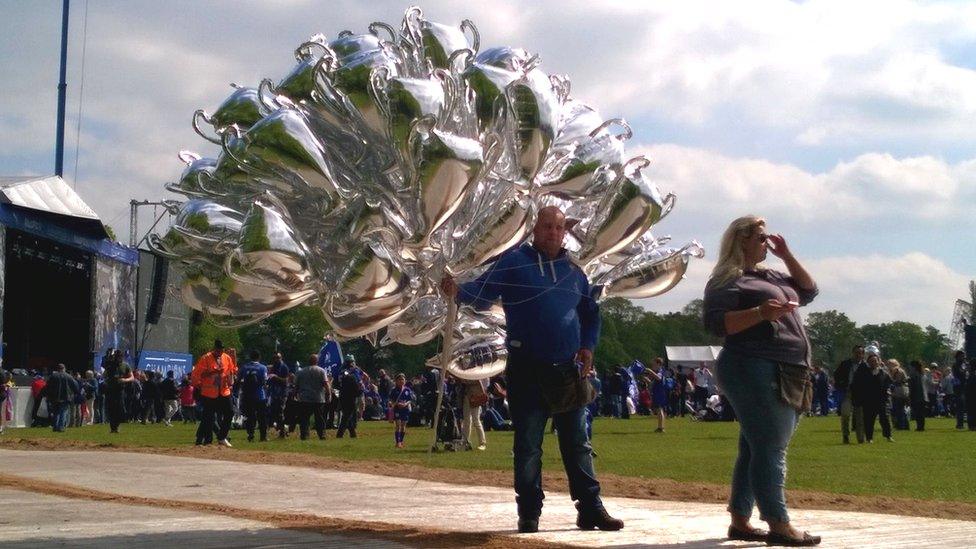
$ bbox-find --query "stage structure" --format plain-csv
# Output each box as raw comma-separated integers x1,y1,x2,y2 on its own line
0,175,187,374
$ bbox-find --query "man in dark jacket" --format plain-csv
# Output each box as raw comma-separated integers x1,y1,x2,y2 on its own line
908,360,928,431
44,364,78,432
160,370,180,426
834,345,866,444
852,353,893,443
336,355,363,438
441,206,623,534
951,351,969,429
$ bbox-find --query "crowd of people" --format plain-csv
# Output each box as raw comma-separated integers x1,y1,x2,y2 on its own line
830,345,976,443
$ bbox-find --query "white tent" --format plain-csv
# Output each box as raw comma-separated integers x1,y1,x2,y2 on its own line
665,345,723,371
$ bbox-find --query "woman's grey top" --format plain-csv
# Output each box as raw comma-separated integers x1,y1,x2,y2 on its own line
703,268,818,367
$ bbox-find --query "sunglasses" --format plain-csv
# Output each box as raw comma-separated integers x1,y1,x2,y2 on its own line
757,233,768,243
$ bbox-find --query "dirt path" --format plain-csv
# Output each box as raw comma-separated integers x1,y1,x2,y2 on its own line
0,470,569,549
2,437,972,522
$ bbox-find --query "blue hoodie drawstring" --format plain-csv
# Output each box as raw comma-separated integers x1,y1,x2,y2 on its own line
535,250,558,283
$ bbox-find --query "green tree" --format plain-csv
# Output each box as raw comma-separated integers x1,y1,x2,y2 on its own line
237,306,330,365
806,310,860,368
189,317,242,360
920,326,951,365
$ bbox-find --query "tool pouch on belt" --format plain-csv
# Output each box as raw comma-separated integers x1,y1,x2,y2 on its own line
538,360,596,414
777,363,813,413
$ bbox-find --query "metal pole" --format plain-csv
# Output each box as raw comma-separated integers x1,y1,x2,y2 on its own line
129,200,138,246
55,0,70,177
429,298,458,451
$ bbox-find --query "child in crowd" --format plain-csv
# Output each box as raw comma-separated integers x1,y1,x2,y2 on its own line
179,379,196,423
389,373,414,449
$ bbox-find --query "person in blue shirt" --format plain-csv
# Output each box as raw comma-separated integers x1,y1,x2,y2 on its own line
389,373,414,448
647,357,668,433
441,206,623,534
266,352,290,438
236,350,269,442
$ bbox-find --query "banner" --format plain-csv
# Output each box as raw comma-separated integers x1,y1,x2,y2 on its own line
137,350,193,379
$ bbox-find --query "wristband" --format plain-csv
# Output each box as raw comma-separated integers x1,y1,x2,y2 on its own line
756,306,767,322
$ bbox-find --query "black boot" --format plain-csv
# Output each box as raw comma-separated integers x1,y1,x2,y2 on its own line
576,502,624,531
517,517,539,533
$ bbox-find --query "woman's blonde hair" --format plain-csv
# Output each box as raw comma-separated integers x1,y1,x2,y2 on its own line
707,215,766,288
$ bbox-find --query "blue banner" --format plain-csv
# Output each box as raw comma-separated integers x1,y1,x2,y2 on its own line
0,204,139,265
137,350,193,379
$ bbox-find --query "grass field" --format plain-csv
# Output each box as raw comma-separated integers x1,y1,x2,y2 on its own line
6,414,973,504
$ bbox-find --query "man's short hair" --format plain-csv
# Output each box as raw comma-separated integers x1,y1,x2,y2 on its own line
166,370,174,378
852,345,864,352
214,339,224,350
249,350,260,361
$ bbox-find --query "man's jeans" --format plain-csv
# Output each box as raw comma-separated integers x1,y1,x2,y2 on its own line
716,351,800,524
507,355,602,520
49,401,69,432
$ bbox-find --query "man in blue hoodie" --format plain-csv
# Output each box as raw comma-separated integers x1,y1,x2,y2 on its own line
442,206,623,534
236,350,269,442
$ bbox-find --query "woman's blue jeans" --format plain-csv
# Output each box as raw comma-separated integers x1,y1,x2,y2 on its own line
716,351,800,524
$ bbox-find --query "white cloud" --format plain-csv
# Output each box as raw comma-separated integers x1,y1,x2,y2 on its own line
641,143,976,227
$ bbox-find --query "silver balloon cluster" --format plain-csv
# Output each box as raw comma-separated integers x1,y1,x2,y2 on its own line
153,7,703,380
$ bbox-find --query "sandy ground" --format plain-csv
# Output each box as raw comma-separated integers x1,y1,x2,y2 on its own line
2,436,972,523
0,470,568,549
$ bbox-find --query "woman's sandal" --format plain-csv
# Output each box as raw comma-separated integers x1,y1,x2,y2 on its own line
727,525,768,541
766,530,821,546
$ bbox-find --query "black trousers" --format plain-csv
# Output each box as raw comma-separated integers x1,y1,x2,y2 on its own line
241,398,268,440
197,396,232,443
967,384,976,430
298,401,326,440
910,402,926,431
105,392,123,432
337,401,358,437
269,397,286,434
862,404,892,441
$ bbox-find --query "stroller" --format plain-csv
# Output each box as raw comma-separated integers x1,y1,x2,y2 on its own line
432,399,465,452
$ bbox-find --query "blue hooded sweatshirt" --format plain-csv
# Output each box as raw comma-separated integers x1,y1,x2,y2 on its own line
458,243,600,364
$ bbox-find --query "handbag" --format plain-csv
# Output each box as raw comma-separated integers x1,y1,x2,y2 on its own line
537,361,595,414
467,384,489,407
776,363,813,413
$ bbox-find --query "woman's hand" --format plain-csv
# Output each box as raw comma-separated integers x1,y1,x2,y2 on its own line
765,234,792,259
759,299,797,322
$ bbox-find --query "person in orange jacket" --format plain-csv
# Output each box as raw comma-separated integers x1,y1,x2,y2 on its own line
192,339,237,447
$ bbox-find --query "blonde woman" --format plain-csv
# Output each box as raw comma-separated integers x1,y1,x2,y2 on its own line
887,359,910,430
703,215,820,547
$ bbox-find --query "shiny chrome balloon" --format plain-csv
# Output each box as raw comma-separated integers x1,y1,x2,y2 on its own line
380,293,446,346
447,188,535,275
182,269,316,317
595,241,704,300
405,118,484,244
222,108,344,203
402,6,480,70
165,151,218,198
193,85,272,144
536,119,631,199
506,68,560,181
425,333,507,381
577,156,676,265
323,240,419,337
225,194,314,292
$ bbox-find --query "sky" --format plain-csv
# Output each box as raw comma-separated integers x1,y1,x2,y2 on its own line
1,0,974,331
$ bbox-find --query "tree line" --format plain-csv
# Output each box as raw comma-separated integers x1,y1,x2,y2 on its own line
189,298,954,377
